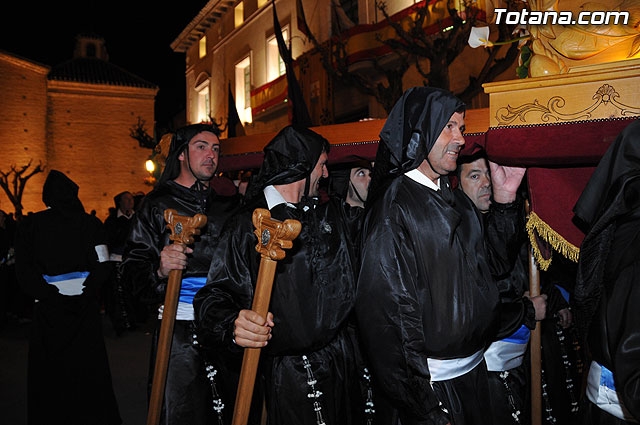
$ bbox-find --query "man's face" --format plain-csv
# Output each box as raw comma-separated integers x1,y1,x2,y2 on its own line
178,131,220,181
347,166,371,205
119,193,134,212
424,111,466,179
308,152,329,197
459,157,492,212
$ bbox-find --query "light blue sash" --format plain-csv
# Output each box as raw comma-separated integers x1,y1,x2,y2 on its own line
179,277,207,304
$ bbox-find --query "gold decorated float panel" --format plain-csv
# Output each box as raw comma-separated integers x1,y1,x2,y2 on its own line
483,58,640,127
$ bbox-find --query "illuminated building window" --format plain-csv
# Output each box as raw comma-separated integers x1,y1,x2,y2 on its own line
195,75,211,123
199,36,207,58
235,56,252,123
257,0,268,7
266,26,288,82
235,2,244,28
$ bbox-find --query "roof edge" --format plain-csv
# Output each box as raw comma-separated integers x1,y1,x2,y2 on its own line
0,50,51,74
170,0,220,52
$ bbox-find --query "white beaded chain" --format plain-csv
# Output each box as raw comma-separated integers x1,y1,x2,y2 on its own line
302,355,327,425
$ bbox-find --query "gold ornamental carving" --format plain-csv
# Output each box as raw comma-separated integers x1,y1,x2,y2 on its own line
486,0,640,77
494,84,640,125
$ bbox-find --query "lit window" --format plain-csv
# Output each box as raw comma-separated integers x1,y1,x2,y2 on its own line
235,2,244,28
266,27,288,82
199,36,207,58
235,56,252,123
257,0,268,7
195,75,211,123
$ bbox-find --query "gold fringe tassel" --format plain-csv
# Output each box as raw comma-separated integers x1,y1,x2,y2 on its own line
526,211,580,271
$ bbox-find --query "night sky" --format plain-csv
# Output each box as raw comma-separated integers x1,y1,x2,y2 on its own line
1,1,208,134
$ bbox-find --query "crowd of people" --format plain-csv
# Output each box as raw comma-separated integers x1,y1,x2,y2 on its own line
4,86,639,425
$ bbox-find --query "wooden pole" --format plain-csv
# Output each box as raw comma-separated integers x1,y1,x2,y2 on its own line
146,209,207,425
232,208,301,425
527,201,542,425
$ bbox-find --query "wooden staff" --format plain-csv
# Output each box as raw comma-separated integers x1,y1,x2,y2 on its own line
526,200,542,425
232,208,301,425
146,209,207,425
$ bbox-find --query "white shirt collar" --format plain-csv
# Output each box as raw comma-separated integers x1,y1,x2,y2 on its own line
404,168,441,192
117,209,134,219
263,185,296,210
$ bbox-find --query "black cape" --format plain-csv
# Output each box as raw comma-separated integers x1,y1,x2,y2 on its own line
15,170,121,425
195,194,364,425
574,119,640,420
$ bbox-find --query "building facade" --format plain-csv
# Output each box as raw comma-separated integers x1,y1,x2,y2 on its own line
0,35,158,219
171,0,517,137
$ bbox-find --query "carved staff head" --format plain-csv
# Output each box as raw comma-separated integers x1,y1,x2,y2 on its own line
164,208,207,245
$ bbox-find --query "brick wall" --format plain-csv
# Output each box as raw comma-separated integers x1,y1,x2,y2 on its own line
47,82,157,220
0,54,49,215
0,52,158,221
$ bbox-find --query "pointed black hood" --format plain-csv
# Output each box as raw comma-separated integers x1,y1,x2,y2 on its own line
42,170,85,215
369,87,464,205
574,119,640,229
245,125,330,201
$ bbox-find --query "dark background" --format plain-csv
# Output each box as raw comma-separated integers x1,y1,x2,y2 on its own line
1,1,208,135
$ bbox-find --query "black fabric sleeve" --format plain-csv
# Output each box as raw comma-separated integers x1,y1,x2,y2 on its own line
14,218,59,301
484,198,524,279
194,213,257,354
81,216,112,296
484,199,536,338
613,263,640,420
119,200,165,304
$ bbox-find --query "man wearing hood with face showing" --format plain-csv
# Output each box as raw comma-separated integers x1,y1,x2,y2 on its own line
194,125,363,425
15,170,121,425
356,87,535,425
120,123,237,425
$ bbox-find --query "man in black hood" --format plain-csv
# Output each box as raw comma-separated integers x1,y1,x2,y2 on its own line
120,123,237,425
573,119,640,424
194,125,364,425
356,87,535,425
15,170,121,425
329,158,372,265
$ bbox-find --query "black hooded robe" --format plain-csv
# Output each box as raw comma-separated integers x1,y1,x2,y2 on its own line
120,180,238,425
574,119,640,424
356,87,527,425
195,126,364,425
15,170,121,425
119,124,238,425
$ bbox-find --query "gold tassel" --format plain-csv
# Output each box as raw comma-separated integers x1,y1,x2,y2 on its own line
526,212,580,271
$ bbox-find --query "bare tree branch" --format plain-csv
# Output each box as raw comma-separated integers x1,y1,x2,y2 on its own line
129,117,156,149
0,160,45,217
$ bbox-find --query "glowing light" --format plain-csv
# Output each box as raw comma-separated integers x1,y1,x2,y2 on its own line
145,160,155,173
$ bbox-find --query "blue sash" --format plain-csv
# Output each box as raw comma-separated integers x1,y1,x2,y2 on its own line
502,325,530,344
555,284,570,302
43,271,89,283
179,277,207,305
600,363,616,390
